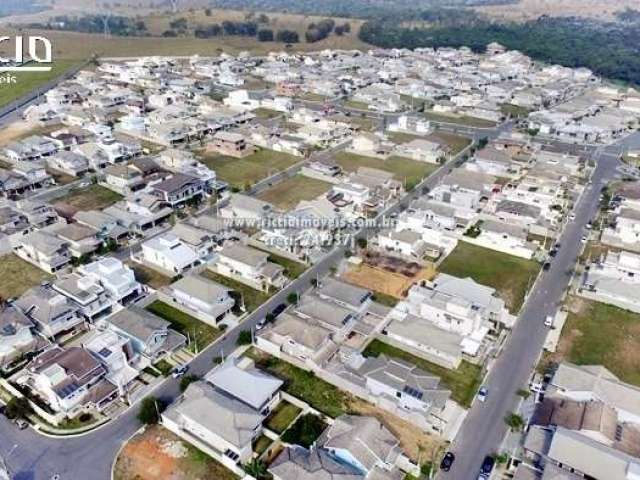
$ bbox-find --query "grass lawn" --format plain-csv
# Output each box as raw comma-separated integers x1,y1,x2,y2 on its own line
363,339,482,407
201,271,271,313
199,148,300,190
427,132,472,155
264,252,308,279
145,301,221,352
501,103,531,118
246,348,348,418
334,152,438,191
128,263,173,290
439,242,540,314
264,401,302,434
344,99,370,110
256,175,331,210
550,298,640,386
253,107,282,119
425,111,497,128
281,413,328,448
371,292,400,308
54,185,123,211
153,359,174,377
0,254,52,299
252,435,273,456
0,60,80,107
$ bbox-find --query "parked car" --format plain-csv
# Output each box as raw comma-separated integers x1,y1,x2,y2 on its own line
440,452,456,472
544,315,554,327
477,386,489,403
480,456,495,477
15,418,28,430
543,262,551,272
171,365,189,378
256,318,267,331
272,303,287,317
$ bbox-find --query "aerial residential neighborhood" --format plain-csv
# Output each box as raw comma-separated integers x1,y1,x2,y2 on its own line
0,2,640,480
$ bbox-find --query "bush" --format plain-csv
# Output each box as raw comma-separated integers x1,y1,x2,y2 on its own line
237,330,253,346
505,412,525,431
180,375,199,392
281,413,326,448
287,292,299,305
4,397,32,420
277,30,299,43
257,29,274,42
138,397,164,425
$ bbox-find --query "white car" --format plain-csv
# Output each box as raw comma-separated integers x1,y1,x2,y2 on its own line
477,386,488,403
256,318,267,331
544,315,554,327
581,235,588,243
171,365,189,378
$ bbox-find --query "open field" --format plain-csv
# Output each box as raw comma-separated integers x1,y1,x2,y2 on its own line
363,339,483,408
256,175,331,210
474,0,639,22
0,60,80,108
54,184,123,212
201,271,271,312
0,254,51,300
199,148,300,190
334,152,438,191
543,297,640,386
113,424,237,480
145,301,221,352
387,131,471,156
439,242,540,314
425,111,497,128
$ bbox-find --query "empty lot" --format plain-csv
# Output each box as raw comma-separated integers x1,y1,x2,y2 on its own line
0,254,51,299
256,175,331,210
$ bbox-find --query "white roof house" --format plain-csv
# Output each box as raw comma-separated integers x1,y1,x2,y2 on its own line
139,233,200,275
78,257,142,304
161,275,235,326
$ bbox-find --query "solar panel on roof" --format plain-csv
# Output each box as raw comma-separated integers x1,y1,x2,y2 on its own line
403,385,424,400
98,347,112,358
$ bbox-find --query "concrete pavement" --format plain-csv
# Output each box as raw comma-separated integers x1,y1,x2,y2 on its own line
436,144,622,480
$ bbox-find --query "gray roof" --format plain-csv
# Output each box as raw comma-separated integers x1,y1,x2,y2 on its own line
15,285,79,327
169,275,229,304
262,312,332,352
294,296,354,331
269,446,362,480
317,278,371,310
163,381,263,449
205,359,283,411
0,303,33,335
106,305,169,343
317,415,400,472
496,199,541,219
219,243,268,268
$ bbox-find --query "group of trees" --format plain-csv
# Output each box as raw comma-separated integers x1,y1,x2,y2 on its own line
358,15,640,86
31,15,148,36
191,20,257,38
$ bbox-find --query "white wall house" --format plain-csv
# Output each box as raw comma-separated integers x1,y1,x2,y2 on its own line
139,233,200,275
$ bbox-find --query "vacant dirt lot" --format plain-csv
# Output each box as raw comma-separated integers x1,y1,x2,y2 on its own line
344,263,434,299
114,425,237,480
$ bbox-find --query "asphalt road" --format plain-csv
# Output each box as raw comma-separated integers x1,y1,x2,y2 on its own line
436,143,622,480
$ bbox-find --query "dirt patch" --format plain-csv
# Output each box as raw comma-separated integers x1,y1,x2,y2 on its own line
114,425,237,480
475,0,638,22
348,399,445,464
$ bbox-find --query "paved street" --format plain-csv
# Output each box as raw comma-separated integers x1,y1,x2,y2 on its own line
436,143,622,480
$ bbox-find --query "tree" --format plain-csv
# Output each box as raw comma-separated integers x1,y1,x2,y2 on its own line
265,312,276,323
505,412,525,431
236,330,253,346
287,292,299,305
276,29,299,43
204,8,212,16
281,414,326,448
179,374,199,392
244,459,268,479
4,397,32,420
138,396,163,425
257,29,274,42
356,238,367,249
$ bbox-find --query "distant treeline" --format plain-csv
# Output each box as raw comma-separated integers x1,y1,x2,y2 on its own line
359,16,640,86
29,15,148,36
207,0,515,19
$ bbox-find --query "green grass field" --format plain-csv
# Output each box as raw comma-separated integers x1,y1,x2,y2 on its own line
439,242,540,314
54,185,123,211
0,254,52,300
334,152,438,191
145,301,221,352
556,299,640,386
0,60,80,108
363,339,482,407
199,148,300,190
264,401,302,434
256,175,331,210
